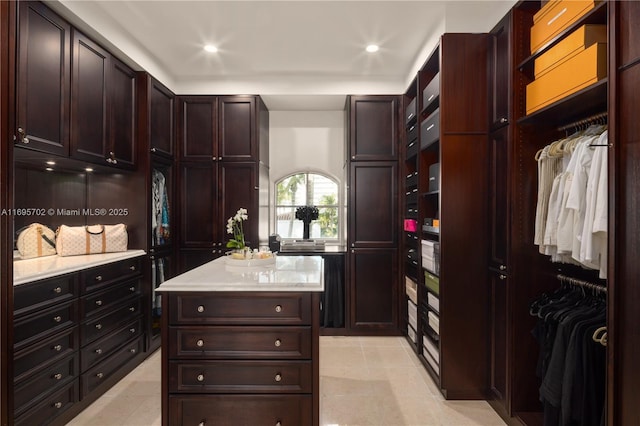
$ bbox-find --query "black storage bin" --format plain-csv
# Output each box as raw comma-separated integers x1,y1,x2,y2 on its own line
422,73,440,112
420,108,440,149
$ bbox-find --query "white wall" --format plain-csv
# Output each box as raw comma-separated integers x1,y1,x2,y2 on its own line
269,111,345,240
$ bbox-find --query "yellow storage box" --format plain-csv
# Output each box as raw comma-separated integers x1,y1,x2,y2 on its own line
534,24,606,79
530,0,601,54
526,42,606,114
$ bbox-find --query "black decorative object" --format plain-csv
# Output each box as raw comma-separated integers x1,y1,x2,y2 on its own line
295,206,319,240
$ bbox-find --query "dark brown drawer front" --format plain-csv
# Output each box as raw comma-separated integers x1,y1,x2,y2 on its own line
14,300,77,350
81,278,141,317
170,394,312,426
81,336,143,396
81,318,143,371
15,380,79,426
14,274,77,317
169,360,312,393
170,293,312,325
80,257,142,294
169,326,312,359
14,327,78,382
14,355,78,416
81,297,141,345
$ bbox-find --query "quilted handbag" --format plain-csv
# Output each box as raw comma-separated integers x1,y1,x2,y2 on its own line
56,224,128,257
16,223,57,259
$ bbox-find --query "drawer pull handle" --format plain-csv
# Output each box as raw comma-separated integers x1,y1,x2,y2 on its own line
96,372,104,379
130,286,135,292
196,339,204,347
95,349,103,354
276,422,282,426
499,274,507,280
274,339,282,347
54,402,62,409
95,324,103,330
129,265,136,271
53,286,62,294
129,307,136,312
95,275,103,281
53,373,62,380
275,373,282,382
53,344,62,352
95,300,103,306
275,305,282,313
197,374,204,382
130,328,136,333
199,421,206,426
53,316,62,323
197,305,205,313
130,348,137,354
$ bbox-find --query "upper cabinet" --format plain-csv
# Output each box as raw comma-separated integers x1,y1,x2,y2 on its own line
16,3,137,169
178,95,258,162
148,78,175,158
15,1,71,156
70,30,137,169
490,13,511,131
347,96,399,161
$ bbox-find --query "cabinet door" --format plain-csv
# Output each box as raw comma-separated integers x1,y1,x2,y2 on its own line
108,57,136,168
218,96,256,161
150,78,174,158
490,13,511,130
179,248,218,274
489,268,509,412
348,162,398,248
70,29,108,164
489,127,509,270
218,162,258,248
348,96,398,161
178,96,217,160
179,163,215,246
16,1,70,155
350,248,398,331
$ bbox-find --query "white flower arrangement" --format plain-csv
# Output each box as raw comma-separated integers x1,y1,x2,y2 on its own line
226,207,248,249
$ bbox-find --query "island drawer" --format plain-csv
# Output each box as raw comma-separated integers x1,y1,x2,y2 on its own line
169,326,312,359
169,394,313,426
169,292,312,325
169,360,312,393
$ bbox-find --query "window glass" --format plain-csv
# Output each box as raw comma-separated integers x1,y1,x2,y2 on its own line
275,173,339,239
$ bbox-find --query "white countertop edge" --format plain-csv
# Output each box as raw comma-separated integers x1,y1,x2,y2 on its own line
13,249,146,286
157,256,325,293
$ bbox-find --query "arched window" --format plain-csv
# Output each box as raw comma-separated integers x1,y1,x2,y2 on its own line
275,172,339,240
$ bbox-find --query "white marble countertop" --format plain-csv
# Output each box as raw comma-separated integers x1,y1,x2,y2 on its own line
13,250,146,286
157,255,324,292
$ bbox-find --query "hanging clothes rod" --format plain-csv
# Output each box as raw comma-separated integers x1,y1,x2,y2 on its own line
557,111,608,132
557,274,607,294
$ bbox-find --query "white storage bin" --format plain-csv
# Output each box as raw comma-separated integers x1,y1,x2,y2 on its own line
423,346,440,375
405,276,418,304
421,240,435,257
428,311,440,334
428,292,440,313
408,300,418,330
422,335,440,364
407,324,417,344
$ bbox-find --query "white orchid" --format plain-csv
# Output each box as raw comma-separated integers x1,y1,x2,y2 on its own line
226,208,249,249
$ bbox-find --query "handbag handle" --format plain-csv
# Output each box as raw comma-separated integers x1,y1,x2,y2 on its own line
85,225,105,235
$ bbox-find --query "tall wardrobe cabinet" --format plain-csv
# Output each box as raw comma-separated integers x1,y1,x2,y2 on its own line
346,95,401,334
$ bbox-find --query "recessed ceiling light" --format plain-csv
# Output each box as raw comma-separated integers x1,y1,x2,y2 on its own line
204,44,218,53
366,44,380,53
46,160,56,166
85,167,94,172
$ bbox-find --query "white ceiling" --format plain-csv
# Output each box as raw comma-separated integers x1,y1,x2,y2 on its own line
51,0,516,110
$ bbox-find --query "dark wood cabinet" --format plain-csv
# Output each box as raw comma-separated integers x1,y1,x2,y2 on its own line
15,1,71,155
178,96,217,160
179,163,216,247
163,291,320,426
149,78,175,158
345,95,401,334
219,162,258,248
70,29,109,165
108,57,137,168
350,248,398,331
489,12,511,131
489,268,509,410
219,96,256,161
70,29,137,169
347,96,398,161
489,126,509,270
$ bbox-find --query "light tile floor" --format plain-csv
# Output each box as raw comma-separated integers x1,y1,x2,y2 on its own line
67,336,507,426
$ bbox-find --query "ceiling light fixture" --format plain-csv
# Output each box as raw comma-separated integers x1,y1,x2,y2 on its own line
45,167,54,172
85,167,94,172
366,44,379,53
204,44,218,53
46,160,56,165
